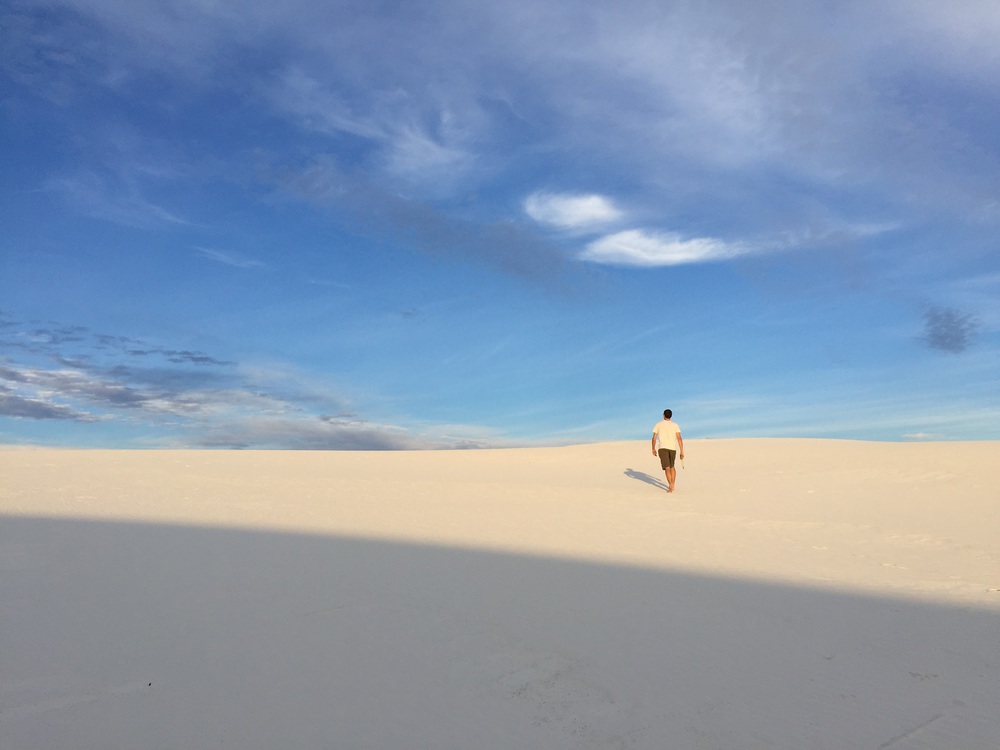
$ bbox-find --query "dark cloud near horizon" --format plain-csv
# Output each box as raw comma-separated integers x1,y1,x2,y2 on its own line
194,416,414,450
922,306,978,353
0,316,236,424
0,392,98,421
0,314,447,449
0,313,351,431
0,364,202,413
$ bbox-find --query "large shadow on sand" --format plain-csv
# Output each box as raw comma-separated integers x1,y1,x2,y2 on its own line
2,516,998,750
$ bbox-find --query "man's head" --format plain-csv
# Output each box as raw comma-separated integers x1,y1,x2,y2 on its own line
663,409,672,419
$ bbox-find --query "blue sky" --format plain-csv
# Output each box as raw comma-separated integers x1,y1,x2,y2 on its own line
2,0,998,448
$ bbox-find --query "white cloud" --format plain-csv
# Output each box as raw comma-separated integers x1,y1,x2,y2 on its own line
382,125,474,185
268,67,386,141
580,229,748,267
196,247,265,270
269,69,476,194
885,0,1000,80
903,432,941,441
524,192,623,230
46,171,189,229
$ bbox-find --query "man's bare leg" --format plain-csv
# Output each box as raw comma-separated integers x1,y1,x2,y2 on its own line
667,466,677,492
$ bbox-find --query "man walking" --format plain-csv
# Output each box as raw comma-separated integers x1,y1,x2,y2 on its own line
652,409,684,492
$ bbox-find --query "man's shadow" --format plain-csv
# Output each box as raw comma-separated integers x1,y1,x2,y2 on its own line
624,468,669,491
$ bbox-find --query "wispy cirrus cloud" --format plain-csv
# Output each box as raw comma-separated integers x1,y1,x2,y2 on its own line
266,67,479,195
12,0,999,272
196,247,266,270
44,169,190,229
267,67,388,142
381,124,475,191
16,1,1000,206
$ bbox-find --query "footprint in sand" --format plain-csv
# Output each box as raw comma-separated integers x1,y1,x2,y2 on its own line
456,632,638,748
3,680,152,720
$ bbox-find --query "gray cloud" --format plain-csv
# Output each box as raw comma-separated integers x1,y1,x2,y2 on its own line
0,364,202,413
922,306,978,353
121,349,235,366
0,324,235,368
0,318,242,430
0,365,29,383
0,392,98,421
271,155,572,281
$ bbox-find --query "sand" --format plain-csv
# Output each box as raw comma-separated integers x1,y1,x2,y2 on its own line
1,439,998,748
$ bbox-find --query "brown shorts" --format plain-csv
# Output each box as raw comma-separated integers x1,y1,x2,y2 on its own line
657,448,676,470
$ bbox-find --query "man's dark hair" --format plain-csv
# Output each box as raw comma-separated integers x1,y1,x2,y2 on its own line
664,409,672,419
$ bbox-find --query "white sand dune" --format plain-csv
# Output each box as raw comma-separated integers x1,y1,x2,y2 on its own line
2,439,998,748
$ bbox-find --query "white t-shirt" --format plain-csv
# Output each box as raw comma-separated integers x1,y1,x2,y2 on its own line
653,419,681,451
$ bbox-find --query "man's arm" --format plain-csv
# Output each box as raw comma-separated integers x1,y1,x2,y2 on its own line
651,432,658,456
677,432,684,459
